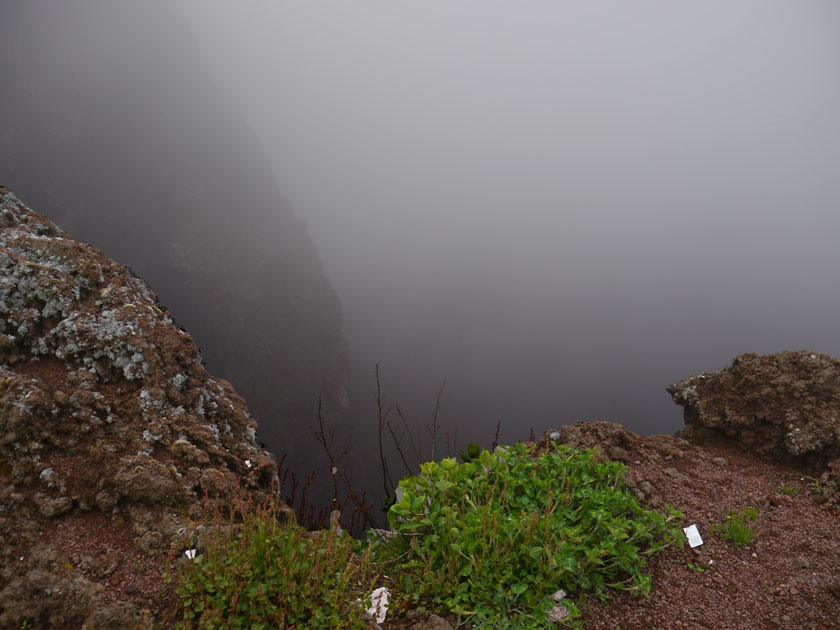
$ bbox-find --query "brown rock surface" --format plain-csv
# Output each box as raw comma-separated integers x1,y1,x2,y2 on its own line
0,188,287,629
667,351,840,466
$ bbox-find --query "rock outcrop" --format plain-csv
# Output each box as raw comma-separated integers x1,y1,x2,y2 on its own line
0,0,350,469
667,351,840,466
0,189,287,629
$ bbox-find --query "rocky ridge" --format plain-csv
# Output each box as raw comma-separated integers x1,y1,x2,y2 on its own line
0,188,287,629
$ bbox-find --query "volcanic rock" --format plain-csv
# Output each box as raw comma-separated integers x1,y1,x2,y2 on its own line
0,0,350,472
667,351,840,466
0,188,289,629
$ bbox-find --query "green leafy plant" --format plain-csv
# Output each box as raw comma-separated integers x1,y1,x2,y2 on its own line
381,442,684,628
804,462,840,512
171,496,377,629
714,507,758,546
458,442,480,463
778,483,799,497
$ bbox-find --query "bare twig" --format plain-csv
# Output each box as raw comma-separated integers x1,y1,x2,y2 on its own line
491,420,502,452
311,396,377,532
375,363,395,496
446,426,459,459
427,380,445,461
312,397,341,509
386,419,413,475
396,405,421,466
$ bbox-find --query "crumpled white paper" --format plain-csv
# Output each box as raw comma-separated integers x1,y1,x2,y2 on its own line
547,589,570,623
683,523,703,548
366,587,390,624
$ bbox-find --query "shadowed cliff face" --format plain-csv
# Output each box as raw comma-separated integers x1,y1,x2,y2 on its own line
0,1,348,471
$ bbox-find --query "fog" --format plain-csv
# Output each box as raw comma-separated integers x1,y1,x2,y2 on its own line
174,0,840,439
3,1,840,505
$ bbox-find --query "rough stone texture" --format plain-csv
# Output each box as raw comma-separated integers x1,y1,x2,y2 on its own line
1,0,350,479
0,188,290,629
667,351,840,466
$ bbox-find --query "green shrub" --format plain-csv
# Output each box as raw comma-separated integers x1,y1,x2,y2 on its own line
715,507,758,546
172,501,376,629
382,442,684,628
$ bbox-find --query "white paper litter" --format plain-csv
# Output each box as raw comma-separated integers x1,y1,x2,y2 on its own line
546,589,571,623
184,549,197,559
683,524,703,548
244,459,252,468
366,587,390,624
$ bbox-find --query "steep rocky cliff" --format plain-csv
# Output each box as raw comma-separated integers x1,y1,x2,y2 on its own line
0,1,349,466
0,188,288,629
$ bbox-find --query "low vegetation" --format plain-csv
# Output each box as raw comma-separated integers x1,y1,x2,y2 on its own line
778,482,799,497
170,498,376,630
171,442,684,629
714,506,759,546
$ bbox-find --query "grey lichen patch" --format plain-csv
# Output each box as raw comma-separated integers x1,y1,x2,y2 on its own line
47,310,151,380
39,467,58,488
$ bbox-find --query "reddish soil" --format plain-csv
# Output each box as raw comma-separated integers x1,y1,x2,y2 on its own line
580,438,840,629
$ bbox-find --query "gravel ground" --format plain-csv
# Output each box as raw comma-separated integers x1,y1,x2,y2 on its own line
23,433,840,630
579,437,840,630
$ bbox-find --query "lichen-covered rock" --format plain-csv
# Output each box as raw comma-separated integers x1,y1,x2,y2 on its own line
0,188,286,629
667,351,840,465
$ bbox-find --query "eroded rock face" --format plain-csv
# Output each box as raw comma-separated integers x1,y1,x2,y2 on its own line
0,188,288,629
667,351,840,465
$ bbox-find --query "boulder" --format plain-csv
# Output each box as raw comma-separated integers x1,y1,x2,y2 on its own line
667,351,840,465
0,188,287,629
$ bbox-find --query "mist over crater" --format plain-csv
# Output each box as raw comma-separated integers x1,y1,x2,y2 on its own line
3,1,840,499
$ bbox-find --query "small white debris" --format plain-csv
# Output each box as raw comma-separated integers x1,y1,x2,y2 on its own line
810,354,817,359
331,466,338,475
244,459,252,468
184,549,197,559
683,524,703,548
547,590,571,623
366,587,390,624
